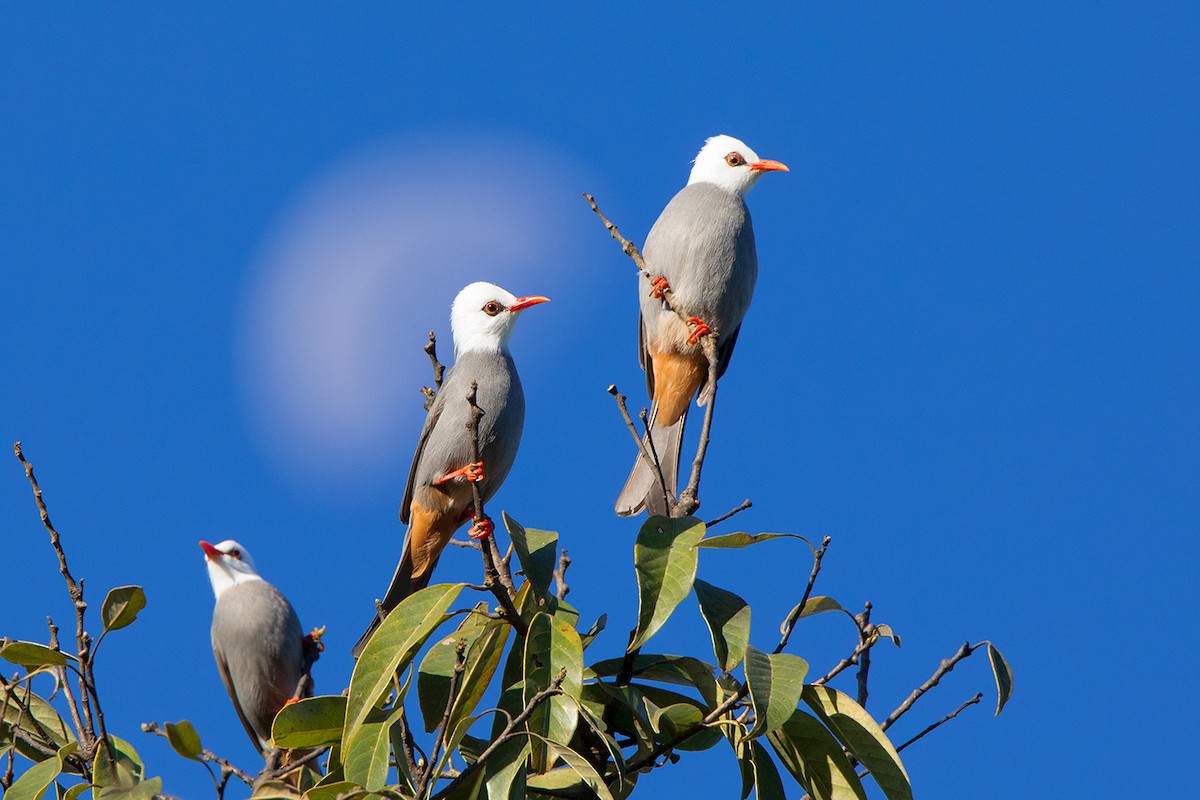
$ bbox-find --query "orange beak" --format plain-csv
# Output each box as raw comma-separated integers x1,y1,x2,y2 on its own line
508,295,550,312
199,540,221,560
750,159,789,173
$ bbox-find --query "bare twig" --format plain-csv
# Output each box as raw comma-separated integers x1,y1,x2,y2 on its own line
448,537,483,551
813,637,875,686
775,535,832,654
705,499,753,529
141,722,255,786
464,384,523,634
855,603,873,709
554,549,571,600
607,385,670,511
428,673,567,800
422,331,446,411
881,642,979,731
582,193,655,279
895,693,983,753
419,638,468,796
673,336,720,517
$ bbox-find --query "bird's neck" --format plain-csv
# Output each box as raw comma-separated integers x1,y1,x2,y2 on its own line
687,176,755,198
207,563,264,600
455,337,510,358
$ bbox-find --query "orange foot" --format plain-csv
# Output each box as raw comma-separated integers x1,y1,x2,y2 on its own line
435,460,485,485
649,276,671,300
284,696,300,706
686,317,711,345
468,516,494,540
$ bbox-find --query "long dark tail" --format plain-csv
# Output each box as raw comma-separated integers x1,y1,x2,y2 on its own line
614,405,687,517
351,539,433,658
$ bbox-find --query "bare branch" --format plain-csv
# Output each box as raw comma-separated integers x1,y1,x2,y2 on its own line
141,722,255,786
429,672,567,800
895,693,983,753
705,499,752,529
775,535,832,654
422,330,446,410
582,193,654,278
673,335,719,517
881,641,980,731
607,385,669,511
419,639,468,795
554,549,571,600
855,602,873,709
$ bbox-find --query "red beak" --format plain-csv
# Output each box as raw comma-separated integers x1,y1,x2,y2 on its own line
750,159,789,173
199,540,222,560
508,295,550,312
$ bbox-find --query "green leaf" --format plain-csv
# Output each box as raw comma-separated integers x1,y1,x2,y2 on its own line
273,696,347,748
779,596,849,635
629,516,706,650
301,780,367,800
0,640,70,668
441,763,488,800
164,720,203,761
587,654,719,707
418,605,493,732
768,710,867,800
1,684,74,756
344,583,464,758
802,686,910,800
342,706,399,791
694,579,751,671
749,740,788,800
987,643,1014,716
92,736,144,793
107,776,162,800
484,738,529,800
100,586,147,633
696,531,810,550
504,512,559,602
62,783,88,800
448,617,509,737
872,624,901,647
524,613,583,772
5,742,73,800
745,646,808,738
580,614,607,649
543,741,615,800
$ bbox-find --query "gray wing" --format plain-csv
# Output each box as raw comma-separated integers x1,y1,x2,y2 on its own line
211,581,305,752
410,351,525,504
400,385,447,525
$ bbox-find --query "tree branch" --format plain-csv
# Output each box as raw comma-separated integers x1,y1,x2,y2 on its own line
141,722,255,786
428,674,566,800
422,331,446,411
607,385,669,511
895,693,982,753
704,499,752,529
554,549,571,600
775,535,832,654
881,641,979,731
419,639,468,796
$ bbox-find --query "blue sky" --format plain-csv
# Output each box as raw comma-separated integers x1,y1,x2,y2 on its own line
3,3,1198,798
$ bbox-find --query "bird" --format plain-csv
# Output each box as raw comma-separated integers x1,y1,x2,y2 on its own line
615,134,788,517
352,281,548,657
200,539,314,755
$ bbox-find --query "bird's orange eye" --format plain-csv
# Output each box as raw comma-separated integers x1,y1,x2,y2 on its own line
725,152,745,167
483,301,503,316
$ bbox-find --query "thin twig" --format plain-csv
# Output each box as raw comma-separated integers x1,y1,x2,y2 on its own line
775,535,832,654
141,722,255,785
673,336,719,516
420,639,468,796
428,674,566,800
881,642,979,731
896,693,983,753
582,193,654,278
464,384,523,634
554,549,571,600
607,386,669,512
448,537,483,551
855,602,873,709
704,499,753,529
422,331,446,411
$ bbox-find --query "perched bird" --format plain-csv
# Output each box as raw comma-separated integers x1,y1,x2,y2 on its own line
200,539,312,754
616,134,788,516
352,281,548,657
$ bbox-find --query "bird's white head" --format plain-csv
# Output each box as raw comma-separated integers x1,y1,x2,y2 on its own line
449,281,549,356
687,134,789,196
200,539,264,599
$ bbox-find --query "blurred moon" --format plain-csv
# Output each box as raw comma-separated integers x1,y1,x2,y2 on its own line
237,133,582,495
